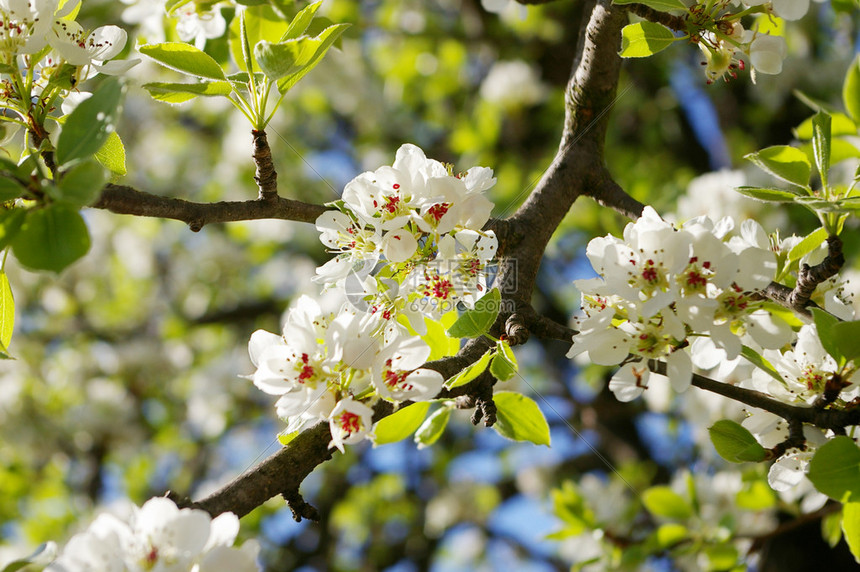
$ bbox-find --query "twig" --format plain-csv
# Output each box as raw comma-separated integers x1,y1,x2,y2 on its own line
252,130,279,201
788,235,845,310
623,3,687,33
92,184,328,231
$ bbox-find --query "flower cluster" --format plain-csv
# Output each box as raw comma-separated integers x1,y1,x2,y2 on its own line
0,0,137,141
315,143,498,338
696,23,787,83
46,497,259,572
568,207,791,402
248,143,499,451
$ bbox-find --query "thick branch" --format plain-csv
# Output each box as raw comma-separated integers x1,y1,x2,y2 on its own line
624,3,687,33
92,184,328,232
788,235,844,309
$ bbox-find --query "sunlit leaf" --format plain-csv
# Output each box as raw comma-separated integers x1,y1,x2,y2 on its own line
619,22,676,58
492,391,550,446
94,132,127,177
642,486,693,520
811,308,846,367
490,339,517,381
708,419,766,463
414,404,451,449
143,81,233,104
0,271,12,352
733,186,804,202
140,42,227,80
787,226,828,264
445,349,492,389
812,111,832,188
832,320,860,362
55,159,108,207
740,346,784,385
374,402,430,445
843,503,860,564
447,288,501,338
843,54,860,124
744,145,811,188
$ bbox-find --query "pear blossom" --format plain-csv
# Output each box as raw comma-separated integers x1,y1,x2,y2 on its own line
47,20,138,77
329,397,374,452
47,497,259,571
747,34,787,76
372,335,443,401
173,3,226,50
570,208,784,402
0,0,56,57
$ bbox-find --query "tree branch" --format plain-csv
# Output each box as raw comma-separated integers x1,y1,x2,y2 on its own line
91,184,329,232
252,129,279,201
788,235,845,309
623,3,687,33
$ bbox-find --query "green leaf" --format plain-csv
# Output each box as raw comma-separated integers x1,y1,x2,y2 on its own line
275,23,350,93
823,508,844,548
492,391,551,446
0,542,55,572
744,145,812,188
414,404,451,449
11,204,90,272
229,6,288,73
787,226,828,264
490,339,518,381
139,42,227,80
612,0,686,9
808,436,860,502
143,80,234,103
843,54,860,124
794,112,857,140
832,320,860,362
704,544,739,571
422,313,460,361
811,307,846,367
447,288,501,338
0,271,12,352
0,175,26,201
708,419,767,463
642,486,693,520
445,349,492,389
283,0,324,40
653,523,688,549
845,502,860,564
740,345,784,385
255,36,320,80
735,480,777,510
55,159,108,207
619,22,676,58
733,186,803,203
55,78,124,166
0,208,26,250
373,401,431,445
278,430,299,446
94,132,127,177
812,111,832,188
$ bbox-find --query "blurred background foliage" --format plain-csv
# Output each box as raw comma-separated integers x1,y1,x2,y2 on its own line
1,0,859,570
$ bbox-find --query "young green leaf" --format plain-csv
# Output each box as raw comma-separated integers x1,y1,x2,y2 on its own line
811,308,847,367
708,419,767,463
822,508,844,548
447,288,501,338
282,0,324,41
812,111,832,188
842,502,860,564
255,37,319,81
744,145,812,188
808,436,860,502
0,208,26,250
228,6,289,73
642,486,693,520
94,132,127,177
787,226,828,265
740,346,784,385
832,320,860,362
414,404,451,449
374,401,431,445
56,78,124,166
275,23,350,93
422,314,461,361
11,205,91,272
490,339,518,381
734,186,805,202
445,349,493,388
139,43,227,80
143,81,233,104
843,53,860,124
0,175,26,201
0,542,55,572
0,271,13,352
55,159,108,207
794,112,857,140
619,22,676,58
493,391,551,446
